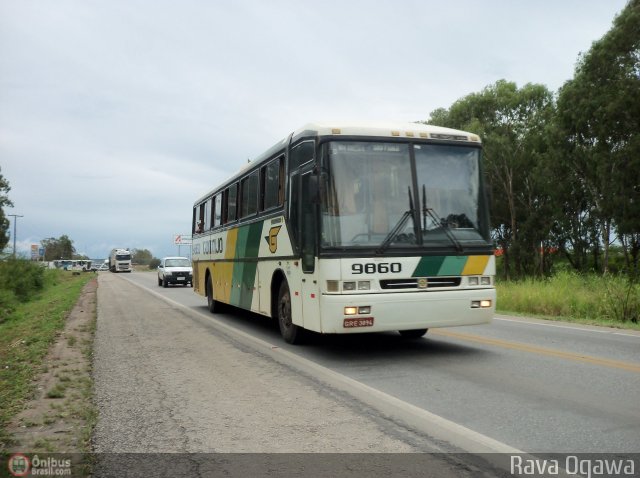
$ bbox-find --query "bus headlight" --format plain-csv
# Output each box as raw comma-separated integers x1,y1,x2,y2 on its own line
481,276,492,285
357,281,370,290
327,280,339,292
343,282,356,291
468,277,479,286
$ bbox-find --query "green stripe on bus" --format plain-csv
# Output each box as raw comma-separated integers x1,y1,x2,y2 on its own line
412,256,446,276
230,222,264,308
235,222,263,258
412,256,469,276
239,262,258,310
438,256,468,275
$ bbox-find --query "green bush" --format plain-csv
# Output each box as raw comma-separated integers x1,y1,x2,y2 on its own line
496,271,640,324
0,259,45,303
0,288,17,323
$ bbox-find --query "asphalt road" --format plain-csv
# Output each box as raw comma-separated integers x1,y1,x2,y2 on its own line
96,271,640,460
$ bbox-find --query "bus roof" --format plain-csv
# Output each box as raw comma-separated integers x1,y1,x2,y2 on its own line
290,121,481,144
194,121,481,204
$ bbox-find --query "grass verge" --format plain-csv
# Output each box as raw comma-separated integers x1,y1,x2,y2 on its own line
496,271,640,329
0,270,94,448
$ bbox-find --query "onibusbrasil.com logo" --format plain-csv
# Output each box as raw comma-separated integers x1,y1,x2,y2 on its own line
7,454,72,477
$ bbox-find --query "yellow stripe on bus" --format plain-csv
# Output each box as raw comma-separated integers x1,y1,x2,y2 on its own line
210,229,238,303
225,228,239,260
461,255,490,275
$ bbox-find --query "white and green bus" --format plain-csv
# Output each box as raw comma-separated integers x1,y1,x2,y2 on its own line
192,122,495,344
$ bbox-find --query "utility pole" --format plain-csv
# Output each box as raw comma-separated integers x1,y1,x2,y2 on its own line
8,214,23,258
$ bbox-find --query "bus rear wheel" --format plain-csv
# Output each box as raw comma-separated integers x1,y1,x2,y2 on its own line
399,329,428,339
277,281,304,344
206,275,222,313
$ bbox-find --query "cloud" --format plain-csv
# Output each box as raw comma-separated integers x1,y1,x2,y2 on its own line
0,0,628,259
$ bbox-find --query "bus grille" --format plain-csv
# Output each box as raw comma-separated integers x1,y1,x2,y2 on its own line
380,277,461,290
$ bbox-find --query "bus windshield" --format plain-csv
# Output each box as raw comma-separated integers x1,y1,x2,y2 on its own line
321,141,490,251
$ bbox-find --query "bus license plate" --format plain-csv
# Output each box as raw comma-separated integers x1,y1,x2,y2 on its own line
343,317,374,328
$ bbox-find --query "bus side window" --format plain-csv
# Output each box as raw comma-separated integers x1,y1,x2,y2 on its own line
204,198,212,230
192,207,198,234
225,183,238,223
262,156,283,211
195,203,205,233
289,141,314,172
240,171,259,218
215,194,222,227
211,194,220,228
277,156,284,206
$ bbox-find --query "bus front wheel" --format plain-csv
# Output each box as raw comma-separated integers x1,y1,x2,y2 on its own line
277,281,304,345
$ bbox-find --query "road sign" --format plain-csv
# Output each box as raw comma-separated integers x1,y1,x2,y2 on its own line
174,234,192,245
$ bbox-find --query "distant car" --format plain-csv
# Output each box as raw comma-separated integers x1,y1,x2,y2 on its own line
96,263,109,272
158,257,193,287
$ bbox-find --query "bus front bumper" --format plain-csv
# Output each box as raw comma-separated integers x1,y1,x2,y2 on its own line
318,288,496,334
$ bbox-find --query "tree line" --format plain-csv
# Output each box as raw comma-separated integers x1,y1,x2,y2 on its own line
424,0,639,279
39,236,159,267
1,2,637,280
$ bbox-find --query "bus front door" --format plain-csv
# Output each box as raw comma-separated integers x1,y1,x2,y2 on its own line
300,170,321,332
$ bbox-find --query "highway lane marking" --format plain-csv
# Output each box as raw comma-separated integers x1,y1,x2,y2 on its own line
431,329,640,373
494,316,640,338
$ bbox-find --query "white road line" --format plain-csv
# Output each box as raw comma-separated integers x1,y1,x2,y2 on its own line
124,275,524,455
494,316,640,338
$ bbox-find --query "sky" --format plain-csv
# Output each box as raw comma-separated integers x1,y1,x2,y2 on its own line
0,0,630,260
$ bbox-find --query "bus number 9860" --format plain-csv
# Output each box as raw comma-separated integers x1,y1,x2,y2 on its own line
352,262,402,274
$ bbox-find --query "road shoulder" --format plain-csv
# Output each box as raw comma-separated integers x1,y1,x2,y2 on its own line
3,278,97,453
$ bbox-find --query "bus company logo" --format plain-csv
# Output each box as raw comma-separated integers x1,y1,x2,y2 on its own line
266,226,282,253
7,454,30,477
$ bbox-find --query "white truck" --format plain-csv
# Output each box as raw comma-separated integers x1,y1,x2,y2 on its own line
109,248,132,273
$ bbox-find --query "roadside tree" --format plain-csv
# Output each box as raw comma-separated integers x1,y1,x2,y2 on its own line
555,0,639,275
424,80,555,278
132,248,154,265
42,235,76,261
0,168,13,253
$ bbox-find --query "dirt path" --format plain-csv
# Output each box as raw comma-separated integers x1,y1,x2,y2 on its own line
4,278,97,453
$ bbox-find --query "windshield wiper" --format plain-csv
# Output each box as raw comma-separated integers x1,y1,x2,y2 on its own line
376,187,416,254
422,185,463,252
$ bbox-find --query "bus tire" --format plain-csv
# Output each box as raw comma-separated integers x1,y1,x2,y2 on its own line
277,280,304,344
206,275,222,313
399,328,428,339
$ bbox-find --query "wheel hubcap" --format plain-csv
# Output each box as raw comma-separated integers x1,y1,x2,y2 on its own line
280,293,291,329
